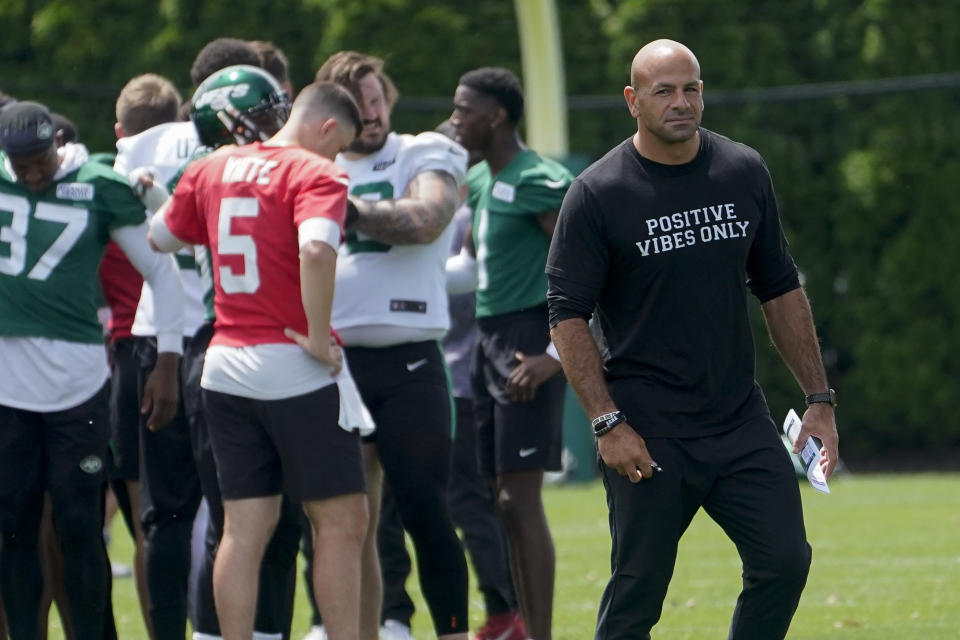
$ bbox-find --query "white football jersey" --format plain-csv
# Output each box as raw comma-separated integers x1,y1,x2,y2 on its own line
332,132,468,346
115,121,206,337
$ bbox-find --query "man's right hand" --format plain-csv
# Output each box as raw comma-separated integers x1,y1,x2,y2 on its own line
284,328,344,376
597,423,660,483
141,352,180,431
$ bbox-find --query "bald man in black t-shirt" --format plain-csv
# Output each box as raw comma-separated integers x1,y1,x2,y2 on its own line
547,39,839,640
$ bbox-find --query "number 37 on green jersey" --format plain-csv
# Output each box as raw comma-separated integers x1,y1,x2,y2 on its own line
0,193,89,280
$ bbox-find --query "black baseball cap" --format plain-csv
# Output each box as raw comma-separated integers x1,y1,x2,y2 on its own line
0,101,57,157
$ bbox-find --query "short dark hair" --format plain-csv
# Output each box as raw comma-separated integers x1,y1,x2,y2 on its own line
0,90,15,111
190,37,262,87
177,98,192,122
249,40,290,87
458,67,524,124
116,73,182,135
51,112,78,144
0,101,56,157
293,82,363,138
315,51,398,109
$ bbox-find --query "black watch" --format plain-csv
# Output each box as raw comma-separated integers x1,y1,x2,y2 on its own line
804,389,837,408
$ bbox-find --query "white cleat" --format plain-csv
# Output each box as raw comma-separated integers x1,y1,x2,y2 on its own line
380,619,415,640
302,625,328,640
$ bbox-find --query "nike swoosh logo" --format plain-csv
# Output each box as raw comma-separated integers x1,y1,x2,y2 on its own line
543,179,566,189
519,447,538,458
406,358,428,372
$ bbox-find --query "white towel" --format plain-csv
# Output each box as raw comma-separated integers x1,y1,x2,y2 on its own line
337,355,375,436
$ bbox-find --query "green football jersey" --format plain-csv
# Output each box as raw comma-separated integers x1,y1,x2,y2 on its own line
88,151,117,167
468,150,573,318
169,146,216,322
0,154,147,343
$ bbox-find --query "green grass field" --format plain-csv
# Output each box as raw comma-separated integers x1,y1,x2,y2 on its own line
44,473,960,639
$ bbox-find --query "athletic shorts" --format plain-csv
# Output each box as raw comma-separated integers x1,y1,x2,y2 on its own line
108,337,141,480
345,340,451,446
0,384,110,530
472,305,565,476
203,384,364,502
182,321,214,419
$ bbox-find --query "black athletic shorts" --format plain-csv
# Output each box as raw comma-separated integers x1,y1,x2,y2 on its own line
0,383,110,530
181,321,214,419
203,384,364,502
108,337,141,480
346,340,452,446
473,305,565,476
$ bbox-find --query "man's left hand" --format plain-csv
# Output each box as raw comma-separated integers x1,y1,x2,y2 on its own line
795,403,840,480
506,351,562,403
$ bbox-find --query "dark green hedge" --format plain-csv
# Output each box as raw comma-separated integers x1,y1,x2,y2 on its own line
3,0,958,453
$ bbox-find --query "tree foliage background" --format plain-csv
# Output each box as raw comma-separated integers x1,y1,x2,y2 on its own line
3,0,959,457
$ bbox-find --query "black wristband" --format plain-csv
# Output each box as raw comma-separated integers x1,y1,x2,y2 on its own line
805,389,837,408
593,411,625,437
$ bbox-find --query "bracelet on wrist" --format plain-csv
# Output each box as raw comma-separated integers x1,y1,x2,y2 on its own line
592,410,625,437
590,411,619,428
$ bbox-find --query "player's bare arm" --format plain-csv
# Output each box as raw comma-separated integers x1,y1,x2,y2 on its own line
501,210,562,401
463,220,476,257
761,286,840,479
535,211,560,240
551,318,658,481
506,351,562,403
113,221,185,431
350,169,459,245
284,239,343,376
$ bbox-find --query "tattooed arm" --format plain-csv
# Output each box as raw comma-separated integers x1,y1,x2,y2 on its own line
349,170,459,245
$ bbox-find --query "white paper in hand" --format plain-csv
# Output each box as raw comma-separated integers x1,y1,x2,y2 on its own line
783,409,830,494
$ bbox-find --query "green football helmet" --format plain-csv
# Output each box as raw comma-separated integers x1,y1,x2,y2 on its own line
190,64,290,148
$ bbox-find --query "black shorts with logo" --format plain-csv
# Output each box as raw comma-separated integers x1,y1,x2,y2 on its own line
0,384,110,530
203,384,364,503
472,305,565,476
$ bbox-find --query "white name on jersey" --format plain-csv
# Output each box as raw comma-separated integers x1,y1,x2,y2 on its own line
56,183,94,201
222,157,279,184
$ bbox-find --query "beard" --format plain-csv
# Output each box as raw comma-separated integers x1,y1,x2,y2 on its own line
348,120,389,154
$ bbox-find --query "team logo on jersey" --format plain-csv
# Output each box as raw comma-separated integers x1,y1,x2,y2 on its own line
491,181,515,203
372,158,396,171
56,182,95,201
79,455,103,474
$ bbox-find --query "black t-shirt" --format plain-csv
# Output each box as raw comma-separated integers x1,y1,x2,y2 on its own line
546,129,799,437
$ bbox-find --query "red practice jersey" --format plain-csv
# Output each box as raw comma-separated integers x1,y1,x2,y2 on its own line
163,142,348,348
98,241,143,339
